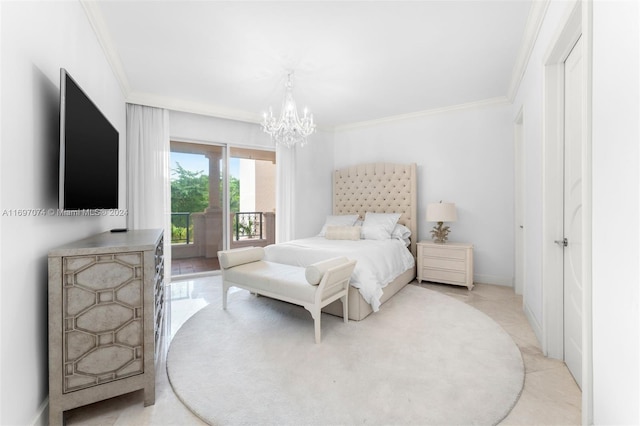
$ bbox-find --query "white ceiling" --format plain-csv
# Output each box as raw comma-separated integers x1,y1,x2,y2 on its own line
88,0,534,129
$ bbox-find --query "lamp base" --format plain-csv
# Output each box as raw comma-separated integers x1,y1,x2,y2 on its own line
430,222,451,244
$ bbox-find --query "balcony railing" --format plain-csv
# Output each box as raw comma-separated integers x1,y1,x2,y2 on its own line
171,212,192,244
171,210,275,261
233,212,263,241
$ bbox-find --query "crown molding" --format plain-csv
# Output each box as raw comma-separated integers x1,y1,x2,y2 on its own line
129,92,510,133
334,96,510,132
80,0,131,97
126,92,262,124
126,92,340,132
507,0,550,101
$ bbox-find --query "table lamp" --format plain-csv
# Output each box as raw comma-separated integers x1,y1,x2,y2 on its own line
426,201,457,243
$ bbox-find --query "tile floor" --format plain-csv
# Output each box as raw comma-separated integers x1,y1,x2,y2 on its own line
64,276,581,425
171,256,220,276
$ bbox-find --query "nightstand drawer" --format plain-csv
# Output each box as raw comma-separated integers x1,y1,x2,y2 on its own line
422,256,466,271
422,246,467,260
421,268,466,285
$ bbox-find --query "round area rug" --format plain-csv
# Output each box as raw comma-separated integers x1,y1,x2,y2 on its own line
167,285,524,425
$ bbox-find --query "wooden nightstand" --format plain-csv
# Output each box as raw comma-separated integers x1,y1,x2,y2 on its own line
417,241,474,290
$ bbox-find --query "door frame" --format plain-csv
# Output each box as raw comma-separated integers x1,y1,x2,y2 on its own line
542,0,592,423
514,107,525,296
170,138,229,276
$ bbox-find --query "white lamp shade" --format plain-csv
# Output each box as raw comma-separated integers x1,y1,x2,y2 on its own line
426,202,457,222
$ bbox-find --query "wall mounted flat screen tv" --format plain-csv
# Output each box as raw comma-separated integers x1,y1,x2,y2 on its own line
59,68,119,211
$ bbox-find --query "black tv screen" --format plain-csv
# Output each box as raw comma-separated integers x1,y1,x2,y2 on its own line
59,68,119,211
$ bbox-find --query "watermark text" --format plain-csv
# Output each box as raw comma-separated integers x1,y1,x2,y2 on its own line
2,209,128,217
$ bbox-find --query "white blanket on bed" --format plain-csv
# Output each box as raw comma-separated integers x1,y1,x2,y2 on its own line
263,237,415,312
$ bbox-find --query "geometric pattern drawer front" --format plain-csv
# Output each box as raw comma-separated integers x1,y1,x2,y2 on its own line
62,253,144,393
154,236,165,352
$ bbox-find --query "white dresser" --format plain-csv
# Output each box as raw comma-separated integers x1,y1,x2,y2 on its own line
417,241,474,290
47,229,165,425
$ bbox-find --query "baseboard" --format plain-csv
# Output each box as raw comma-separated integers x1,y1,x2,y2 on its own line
473,274,513,287
523,302,544,351
170,269,222,281
31,398,48,426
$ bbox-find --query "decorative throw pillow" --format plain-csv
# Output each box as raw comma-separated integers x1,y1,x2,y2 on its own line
218,246,265,269
325,225,361,241
361,212,401,240
305,256,350,285
318,214,359,236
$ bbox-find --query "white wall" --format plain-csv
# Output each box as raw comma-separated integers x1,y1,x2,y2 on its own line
334,102,515,285
591,0,639,423
169,111,335,239
0,2,126,424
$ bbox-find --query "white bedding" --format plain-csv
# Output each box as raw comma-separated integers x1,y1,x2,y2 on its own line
263,237,415,312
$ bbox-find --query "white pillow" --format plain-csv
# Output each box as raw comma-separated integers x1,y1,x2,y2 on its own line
391,224,411,240
361,212,401,240
318,214,359,236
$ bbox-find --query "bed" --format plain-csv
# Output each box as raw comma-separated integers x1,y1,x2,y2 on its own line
264,162,417,320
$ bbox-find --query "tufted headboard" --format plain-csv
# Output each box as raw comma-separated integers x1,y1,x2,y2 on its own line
333,163,418,258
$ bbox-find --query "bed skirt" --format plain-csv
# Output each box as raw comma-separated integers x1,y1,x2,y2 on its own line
322,265,416,321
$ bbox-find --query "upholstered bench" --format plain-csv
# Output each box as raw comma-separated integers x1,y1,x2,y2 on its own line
218,247,357,343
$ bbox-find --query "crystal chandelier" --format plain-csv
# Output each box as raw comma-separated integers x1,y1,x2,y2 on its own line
262,72,315,148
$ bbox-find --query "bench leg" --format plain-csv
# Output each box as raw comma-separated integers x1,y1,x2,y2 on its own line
341,294,349,323
306,307,322,344
222,282,229,309
314,312,321,344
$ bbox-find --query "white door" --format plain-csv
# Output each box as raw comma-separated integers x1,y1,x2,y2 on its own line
563,36,583,388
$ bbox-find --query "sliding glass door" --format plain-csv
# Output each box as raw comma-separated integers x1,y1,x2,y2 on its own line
169,141,275,277
170,141,225,275
229,147,276,250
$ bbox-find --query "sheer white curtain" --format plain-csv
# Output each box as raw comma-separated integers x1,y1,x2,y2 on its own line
126,104,171,269
275,144,296,243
